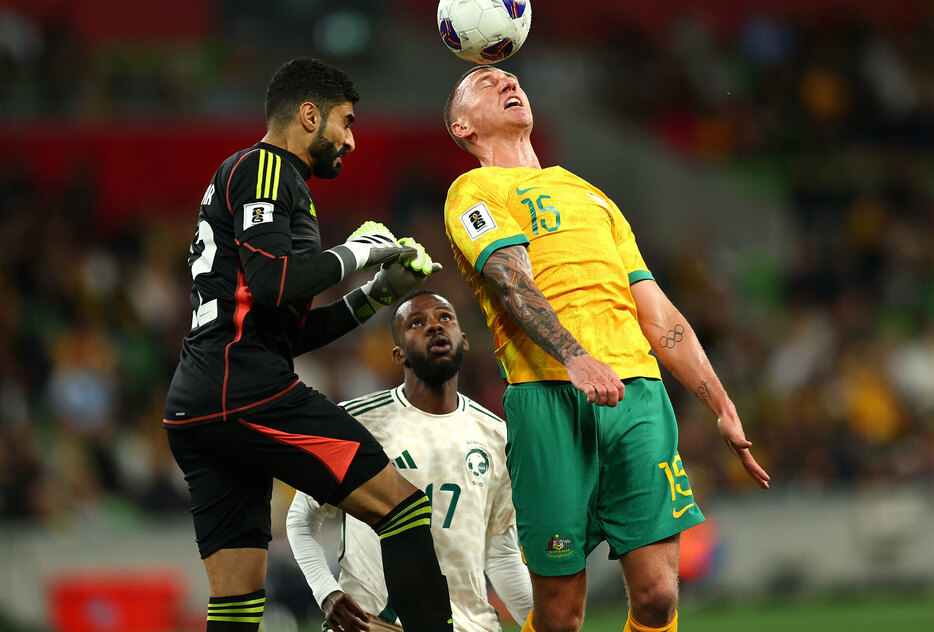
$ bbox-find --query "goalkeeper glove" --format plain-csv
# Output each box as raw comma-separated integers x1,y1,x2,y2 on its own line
343,238,442,324
398,237,443,276
326,221,417,280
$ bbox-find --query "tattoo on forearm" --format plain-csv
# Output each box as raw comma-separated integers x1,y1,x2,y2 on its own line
659,323,685,349
696,380,711,403
483,247,584,362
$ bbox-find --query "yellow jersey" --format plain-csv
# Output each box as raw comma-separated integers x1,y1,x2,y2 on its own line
443,165,660,384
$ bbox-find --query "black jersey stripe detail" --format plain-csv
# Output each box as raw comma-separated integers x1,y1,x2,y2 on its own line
275,256,287,307
163,379,301,425
468,402,503,422
256,149,267,199
222,269,253,420
263,151,274,198
226,148,261,214
256,150,282,201
264,151,274,198
239,240,277,259
271,153,281,200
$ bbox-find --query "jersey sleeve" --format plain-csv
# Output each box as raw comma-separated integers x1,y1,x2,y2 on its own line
285,491,343,609
487,429,517,536
484,525,533,624
228,147,295,256
609,198,654,285
444,172,530,273
291,298,359,356
224,149,342,307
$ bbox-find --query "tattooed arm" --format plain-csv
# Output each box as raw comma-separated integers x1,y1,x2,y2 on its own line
630,279,770,489
480,245,625,406
629,279,724,412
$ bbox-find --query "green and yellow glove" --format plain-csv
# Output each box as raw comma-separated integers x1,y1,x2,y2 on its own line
343,237,443,324
326,221,417,279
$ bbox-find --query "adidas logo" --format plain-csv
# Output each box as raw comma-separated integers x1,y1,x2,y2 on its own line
393,450,417,469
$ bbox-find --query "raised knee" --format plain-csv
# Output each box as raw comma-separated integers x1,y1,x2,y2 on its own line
628,577,678,625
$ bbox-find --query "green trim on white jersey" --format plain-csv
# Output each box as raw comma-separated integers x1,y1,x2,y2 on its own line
329,385,515,632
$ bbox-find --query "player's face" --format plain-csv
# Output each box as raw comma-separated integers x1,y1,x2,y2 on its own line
393,294,468,386
458,68,532,136
309,101,355,179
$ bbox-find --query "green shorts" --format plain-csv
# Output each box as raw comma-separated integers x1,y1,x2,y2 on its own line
503,378,704,576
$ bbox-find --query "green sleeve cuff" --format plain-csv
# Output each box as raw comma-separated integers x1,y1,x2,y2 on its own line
628,270,654,284
474,234,530,273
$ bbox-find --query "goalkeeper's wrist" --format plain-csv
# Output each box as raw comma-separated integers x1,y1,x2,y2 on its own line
325,243,368,280
342,287,385,325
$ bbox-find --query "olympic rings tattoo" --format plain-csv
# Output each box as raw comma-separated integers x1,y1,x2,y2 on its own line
659,323,685,349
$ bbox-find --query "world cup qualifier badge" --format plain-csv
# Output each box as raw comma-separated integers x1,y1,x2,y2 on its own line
546,534,573,559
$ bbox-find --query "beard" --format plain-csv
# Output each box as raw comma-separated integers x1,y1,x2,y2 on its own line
309,129,343,179
407,342,465,387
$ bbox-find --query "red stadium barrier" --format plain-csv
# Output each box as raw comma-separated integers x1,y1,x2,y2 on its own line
1,118,486,230
48,570,185,632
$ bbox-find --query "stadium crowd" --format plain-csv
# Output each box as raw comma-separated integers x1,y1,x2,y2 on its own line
595,10,934,490
1,3,932,530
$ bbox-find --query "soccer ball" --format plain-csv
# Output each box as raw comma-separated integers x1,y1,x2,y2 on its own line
437,0,532,64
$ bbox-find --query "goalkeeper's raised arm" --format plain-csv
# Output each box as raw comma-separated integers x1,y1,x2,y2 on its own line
293,235,443,354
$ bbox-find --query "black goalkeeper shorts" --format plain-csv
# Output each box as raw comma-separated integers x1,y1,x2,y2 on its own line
166,383,389,558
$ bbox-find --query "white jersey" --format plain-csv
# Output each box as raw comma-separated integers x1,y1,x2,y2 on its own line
291,385,518,631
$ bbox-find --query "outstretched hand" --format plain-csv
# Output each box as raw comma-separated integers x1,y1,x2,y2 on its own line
398,237,443,276
360,237,442,309
322,590,370,632
342,221,417,271
565,353,626,407
717,414,770,489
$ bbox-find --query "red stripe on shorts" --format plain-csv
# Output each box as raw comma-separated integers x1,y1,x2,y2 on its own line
238,419,360,484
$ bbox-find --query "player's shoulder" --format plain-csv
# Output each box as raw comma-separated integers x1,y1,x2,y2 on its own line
215,145,263,197
449,167,488,188
458,393,507,434
339,388,398,417
224,144,307,191
447,166,521,197
220,145,263,174
553,166,621,211
446,168,529,227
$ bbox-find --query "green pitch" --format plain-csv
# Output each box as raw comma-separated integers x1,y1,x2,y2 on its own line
298,591,933,632
499,592,934,632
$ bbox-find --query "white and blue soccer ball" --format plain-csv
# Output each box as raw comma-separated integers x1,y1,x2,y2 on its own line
437,0,531,64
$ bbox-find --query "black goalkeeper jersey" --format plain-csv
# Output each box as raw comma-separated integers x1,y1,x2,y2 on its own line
165,142,352,427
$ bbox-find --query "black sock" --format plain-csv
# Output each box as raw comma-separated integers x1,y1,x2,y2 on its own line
375,490,453,632
206,589,265,631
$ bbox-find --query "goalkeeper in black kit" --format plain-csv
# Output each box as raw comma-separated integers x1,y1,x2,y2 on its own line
163,58,453,632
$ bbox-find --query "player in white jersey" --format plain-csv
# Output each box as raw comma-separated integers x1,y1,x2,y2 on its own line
287,290,533,632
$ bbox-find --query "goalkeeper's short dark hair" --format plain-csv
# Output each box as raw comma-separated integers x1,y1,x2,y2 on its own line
390,289,443,345
265,58,359,130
